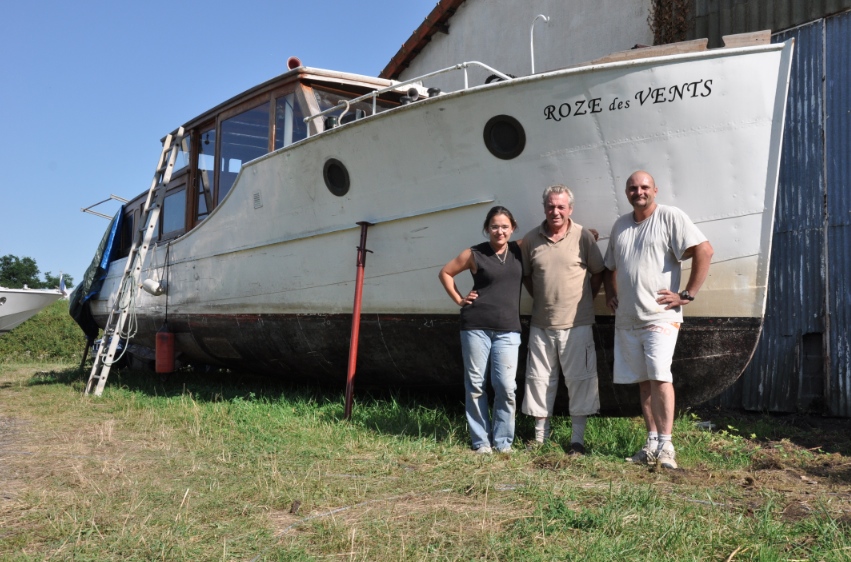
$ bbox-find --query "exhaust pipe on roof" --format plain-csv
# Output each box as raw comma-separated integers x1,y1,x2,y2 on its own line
287,56,302,70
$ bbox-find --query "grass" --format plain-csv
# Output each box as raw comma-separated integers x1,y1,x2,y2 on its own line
1,308,850,560
1,366,849,561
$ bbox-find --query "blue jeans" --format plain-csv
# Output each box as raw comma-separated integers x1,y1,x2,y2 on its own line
460,330,520,450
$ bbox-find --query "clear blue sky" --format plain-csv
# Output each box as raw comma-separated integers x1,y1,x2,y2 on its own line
0,0,433,287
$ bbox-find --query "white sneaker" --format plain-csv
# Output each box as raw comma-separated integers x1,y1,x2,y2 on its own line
656,442,678,469
625,439,658,464
474,445,493,455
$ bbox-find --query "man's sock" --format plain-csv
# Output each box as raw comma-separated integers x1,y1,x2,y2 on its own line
570,415,587,444
657,433,672,452
646,431,659,449
534,417,551,442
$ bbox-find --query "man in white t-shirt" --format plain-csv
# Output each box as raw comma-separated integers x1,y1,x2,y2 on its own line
603,170,713,469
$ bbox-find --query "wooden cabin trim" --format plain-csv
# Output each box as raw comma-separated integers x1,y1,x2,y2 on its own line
577,38,709,68
296,84,324,136
722,30,771,48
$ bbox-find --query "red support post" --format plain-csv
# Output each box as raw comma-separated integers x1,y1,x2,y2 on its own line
344,221,373,420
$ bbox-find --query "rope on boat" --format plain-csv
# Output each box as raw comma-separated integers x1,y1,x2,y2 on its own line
103,252,141,366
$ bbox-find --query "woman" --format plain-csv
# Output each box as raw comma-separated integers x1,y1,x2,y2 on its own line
438,206,523,454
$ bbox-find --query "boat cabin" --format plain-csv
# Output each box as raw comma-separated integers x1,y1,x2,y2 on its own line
116,65,420,257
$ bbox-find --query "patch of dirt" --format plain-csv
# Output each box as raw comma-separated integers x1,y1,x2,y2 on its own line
532,453,572,471
780,500,813,522
270,489,524,538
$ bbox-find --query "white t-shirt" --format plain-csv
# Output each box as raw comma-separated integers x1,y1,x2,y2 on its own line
603,205,707,328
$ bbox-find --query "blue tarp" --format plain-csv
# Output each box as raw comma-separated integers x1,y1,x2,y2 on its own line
68,208,125,339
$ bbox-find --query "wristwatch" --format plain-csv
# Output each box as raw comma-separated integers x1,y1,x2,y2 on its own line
680,290,695,301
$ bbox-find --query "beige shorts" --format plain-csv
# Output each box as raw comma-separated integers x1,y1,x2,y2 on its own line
521,324,600,417
613,323,680,384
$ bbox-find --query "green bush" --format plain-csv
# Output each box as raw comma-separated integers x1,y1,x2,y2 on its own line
0,299,86,363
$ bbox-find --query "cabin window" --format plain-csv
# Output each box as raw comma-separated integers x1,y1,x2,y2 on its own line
162,187,187,236
196,128,216,221
274,93,308,149
218,102,270,204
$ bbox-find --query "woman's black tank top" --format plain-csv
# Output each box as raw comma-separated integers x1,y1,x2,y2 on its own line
459,241,523,332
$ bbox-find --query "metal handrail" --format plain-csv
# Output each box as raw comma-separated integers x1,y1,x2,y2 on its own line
530,14,550,74
303,61,513,136
81,194,129,220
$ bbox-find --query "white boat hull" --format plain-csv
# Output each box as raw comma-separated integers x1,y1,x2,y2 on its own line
0,289,63,334
89,42,794,412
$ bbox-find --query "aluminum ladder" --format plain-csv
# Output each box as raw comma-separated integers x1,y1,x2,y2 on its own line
85,127,184,396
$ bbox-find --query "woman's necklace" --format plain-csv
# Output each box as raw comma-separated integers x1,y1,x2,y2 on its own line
495,245,508,265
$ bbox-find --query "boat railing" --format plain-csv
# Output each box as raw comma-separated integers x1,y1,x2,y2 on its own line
303,61,513,136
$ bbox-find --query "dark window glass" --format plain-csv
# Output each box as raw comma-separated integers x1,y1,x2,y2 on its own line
219,102,270,203
120,211,134,256
162,188,186,234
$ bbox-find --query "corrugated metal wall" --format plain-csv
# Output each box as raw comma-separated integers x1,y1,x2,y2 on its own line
825,12,851,416
712,10,851,416
692,0,851,47
720,22,826,413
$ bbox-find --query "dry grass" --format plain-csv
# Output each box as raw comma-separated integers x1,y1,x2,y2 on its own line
1,363,850,561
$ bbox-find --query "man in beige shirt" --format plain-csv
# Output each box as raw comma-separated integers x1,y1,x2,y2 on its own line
521,185,605,454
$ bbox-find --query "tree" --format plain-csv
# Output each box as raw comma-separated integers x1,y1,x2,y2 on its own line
0,255,41,288
44,271,74,289
0,255,73,289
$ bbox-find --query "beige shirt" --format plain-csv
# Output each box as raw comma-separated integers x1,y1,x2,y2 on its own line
522,220,605,329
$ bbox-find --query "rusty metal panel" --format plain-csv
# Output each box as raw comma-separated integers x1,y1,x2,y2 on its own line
691,0,851,47
716,21,826,412
825,10,851,416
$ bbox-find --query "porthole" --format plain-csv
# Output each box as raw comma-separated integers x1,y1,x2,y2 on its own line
483,115,526,160
323,158,350,197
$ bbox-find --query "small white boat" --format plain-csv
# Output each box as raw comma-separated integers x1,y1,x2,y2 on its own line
0,287,63,335
72,35,794,412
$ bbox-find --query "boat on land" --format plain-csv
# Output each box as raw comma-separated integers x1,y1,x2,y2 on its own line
71,34,794,413
1,286,63,335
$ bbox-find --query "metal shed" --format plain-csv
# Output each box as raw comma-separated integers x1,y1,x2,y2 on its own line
692,0,851,47
704,7,851,416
